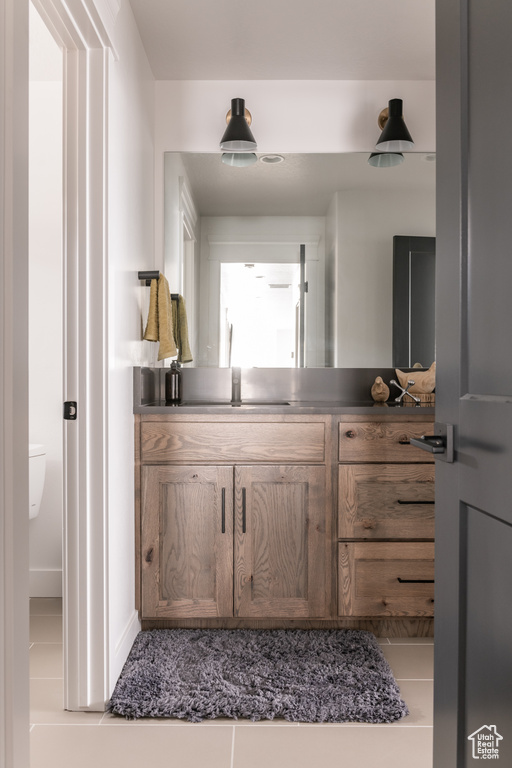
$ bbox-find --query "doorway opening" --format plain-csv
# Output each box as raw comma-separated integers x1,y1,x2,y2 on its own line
28,3,64,601
219,261,301,367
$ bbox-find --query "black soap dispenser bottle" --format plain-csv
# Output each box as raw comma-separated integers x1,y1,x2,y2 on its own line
165,361,182,404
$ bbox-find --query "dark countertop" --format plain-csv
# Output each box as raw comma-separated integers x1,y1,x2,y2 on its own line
134,400,435,416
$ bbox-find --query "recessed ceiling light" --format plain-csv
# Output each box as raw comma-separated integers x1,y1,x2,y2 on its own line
260,154,285,164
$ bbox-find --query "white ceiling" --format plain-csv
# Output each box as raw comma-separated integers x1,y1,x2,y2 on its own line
128,0,435,81
177,152,436,216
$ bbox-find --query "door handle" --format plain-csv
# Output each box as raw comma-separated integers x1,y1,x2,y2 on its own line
242,487,246,533
410,422,454,463
410,435,446,453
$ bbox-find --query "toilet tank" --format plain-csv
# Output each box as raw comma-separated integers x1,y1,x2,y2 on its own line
29,443,46,520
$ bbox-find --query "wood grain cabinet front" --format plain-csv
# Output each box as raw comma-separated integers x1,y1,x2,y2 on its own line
141,421,325,464
338,542,435,617
140,462,327,620
337,418,435,624
338,464,435,540
338,420,435,463
233,465,326,619
141,465,233,619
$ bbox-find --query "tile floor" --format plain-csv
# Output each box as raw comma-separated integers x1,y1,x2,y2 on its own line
30,598,433,767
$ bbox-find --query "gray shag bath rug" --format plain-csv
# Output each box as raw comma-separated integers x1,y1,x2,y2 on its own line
109,628,408,723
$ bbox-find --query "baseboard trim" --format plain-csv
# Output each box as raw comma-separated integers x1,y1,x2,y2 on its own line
29,569,62,597
109,610,140,696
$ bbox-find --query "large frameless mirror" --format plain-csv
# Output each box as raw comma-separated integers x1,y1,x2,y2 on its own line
164,152,436,368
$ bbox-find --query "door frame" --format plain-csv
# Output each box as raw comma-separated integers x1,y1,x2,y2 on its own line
32,0,117,711
433,0,465,762
2,0,121,749
1,0,30,764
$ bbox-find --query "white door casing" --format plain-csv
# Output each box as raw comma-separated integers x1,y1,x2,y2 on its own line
31,0,116,711
1,0,30,764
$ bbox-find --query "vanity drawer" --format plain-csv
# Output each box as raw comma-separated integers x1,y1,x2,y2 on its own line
338,464,435,539
140,421,325,464
338,421,435,463
338,542,435,617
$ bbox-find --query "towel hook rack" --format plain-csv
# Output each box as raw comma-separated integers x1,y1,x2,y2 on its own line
138,270,180,301
138,270,160,286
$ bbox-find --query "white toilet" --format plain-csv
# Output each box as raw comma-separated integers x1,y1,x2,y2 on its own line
29,443,46,520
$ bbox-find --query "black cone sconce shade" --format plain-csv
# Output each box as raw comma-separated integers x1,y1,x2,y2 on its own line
220,98,257,151
376,98,414,152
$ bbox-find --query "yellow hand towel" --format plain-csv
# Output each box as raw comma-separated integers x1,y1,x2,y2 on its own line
142,278,159,341
143,275,178,360
171,294,193,363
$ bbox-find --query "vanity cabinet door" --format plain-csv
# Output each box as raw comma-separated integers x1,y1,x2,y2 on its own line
234,465,326,618
141,465,234,619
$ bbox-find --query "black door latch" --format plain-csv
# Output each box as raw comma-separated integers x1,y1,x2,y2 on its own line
63,401,77,420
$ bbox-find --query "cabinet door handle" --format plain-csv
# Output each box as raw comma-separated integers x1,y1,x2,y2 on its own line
242,487,246,533
397,499,435,505
397,577,434,584
221,487,226,533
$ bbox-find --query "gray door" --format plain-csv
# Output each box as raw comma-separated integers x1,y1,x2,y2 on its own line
435,1,512,765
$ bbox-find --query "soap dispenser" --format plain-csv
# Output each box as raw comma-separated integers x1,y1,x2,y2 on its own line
165,361,182,404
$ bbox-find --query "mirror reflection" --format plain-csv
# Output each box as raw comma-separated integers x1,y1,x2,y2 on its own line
164,152,436,368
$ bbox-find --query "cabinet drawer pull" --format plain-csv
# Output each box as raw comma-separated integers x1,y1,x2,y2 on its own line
221,487,226,533
397,499,435,505
345,430,356,439
398,436,411,445
242,487,246,533
145,548,154,563
397,577,434,584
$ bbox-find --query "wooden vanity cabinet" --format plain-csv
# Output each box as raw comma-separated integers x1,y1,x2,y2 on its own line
137,415,330,621
136,411,436,633
337,417,436,620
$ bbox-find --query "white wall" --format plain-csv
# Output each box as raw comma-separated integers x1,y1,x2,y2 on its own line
332,188,436,367
106,0,155,692
28,6,63,597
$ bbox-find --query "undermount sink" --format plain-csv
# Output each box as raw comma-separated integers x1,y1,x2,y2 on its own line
178,400,290,407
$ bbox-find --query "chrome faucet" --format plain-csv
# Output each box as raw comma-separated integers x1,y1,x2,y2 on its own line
231,367,242,406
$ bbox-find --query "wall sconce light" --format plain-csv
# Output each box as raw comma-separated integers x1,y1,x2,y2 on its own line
375,98,414,152
220,98,257,151
368,152,404,168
